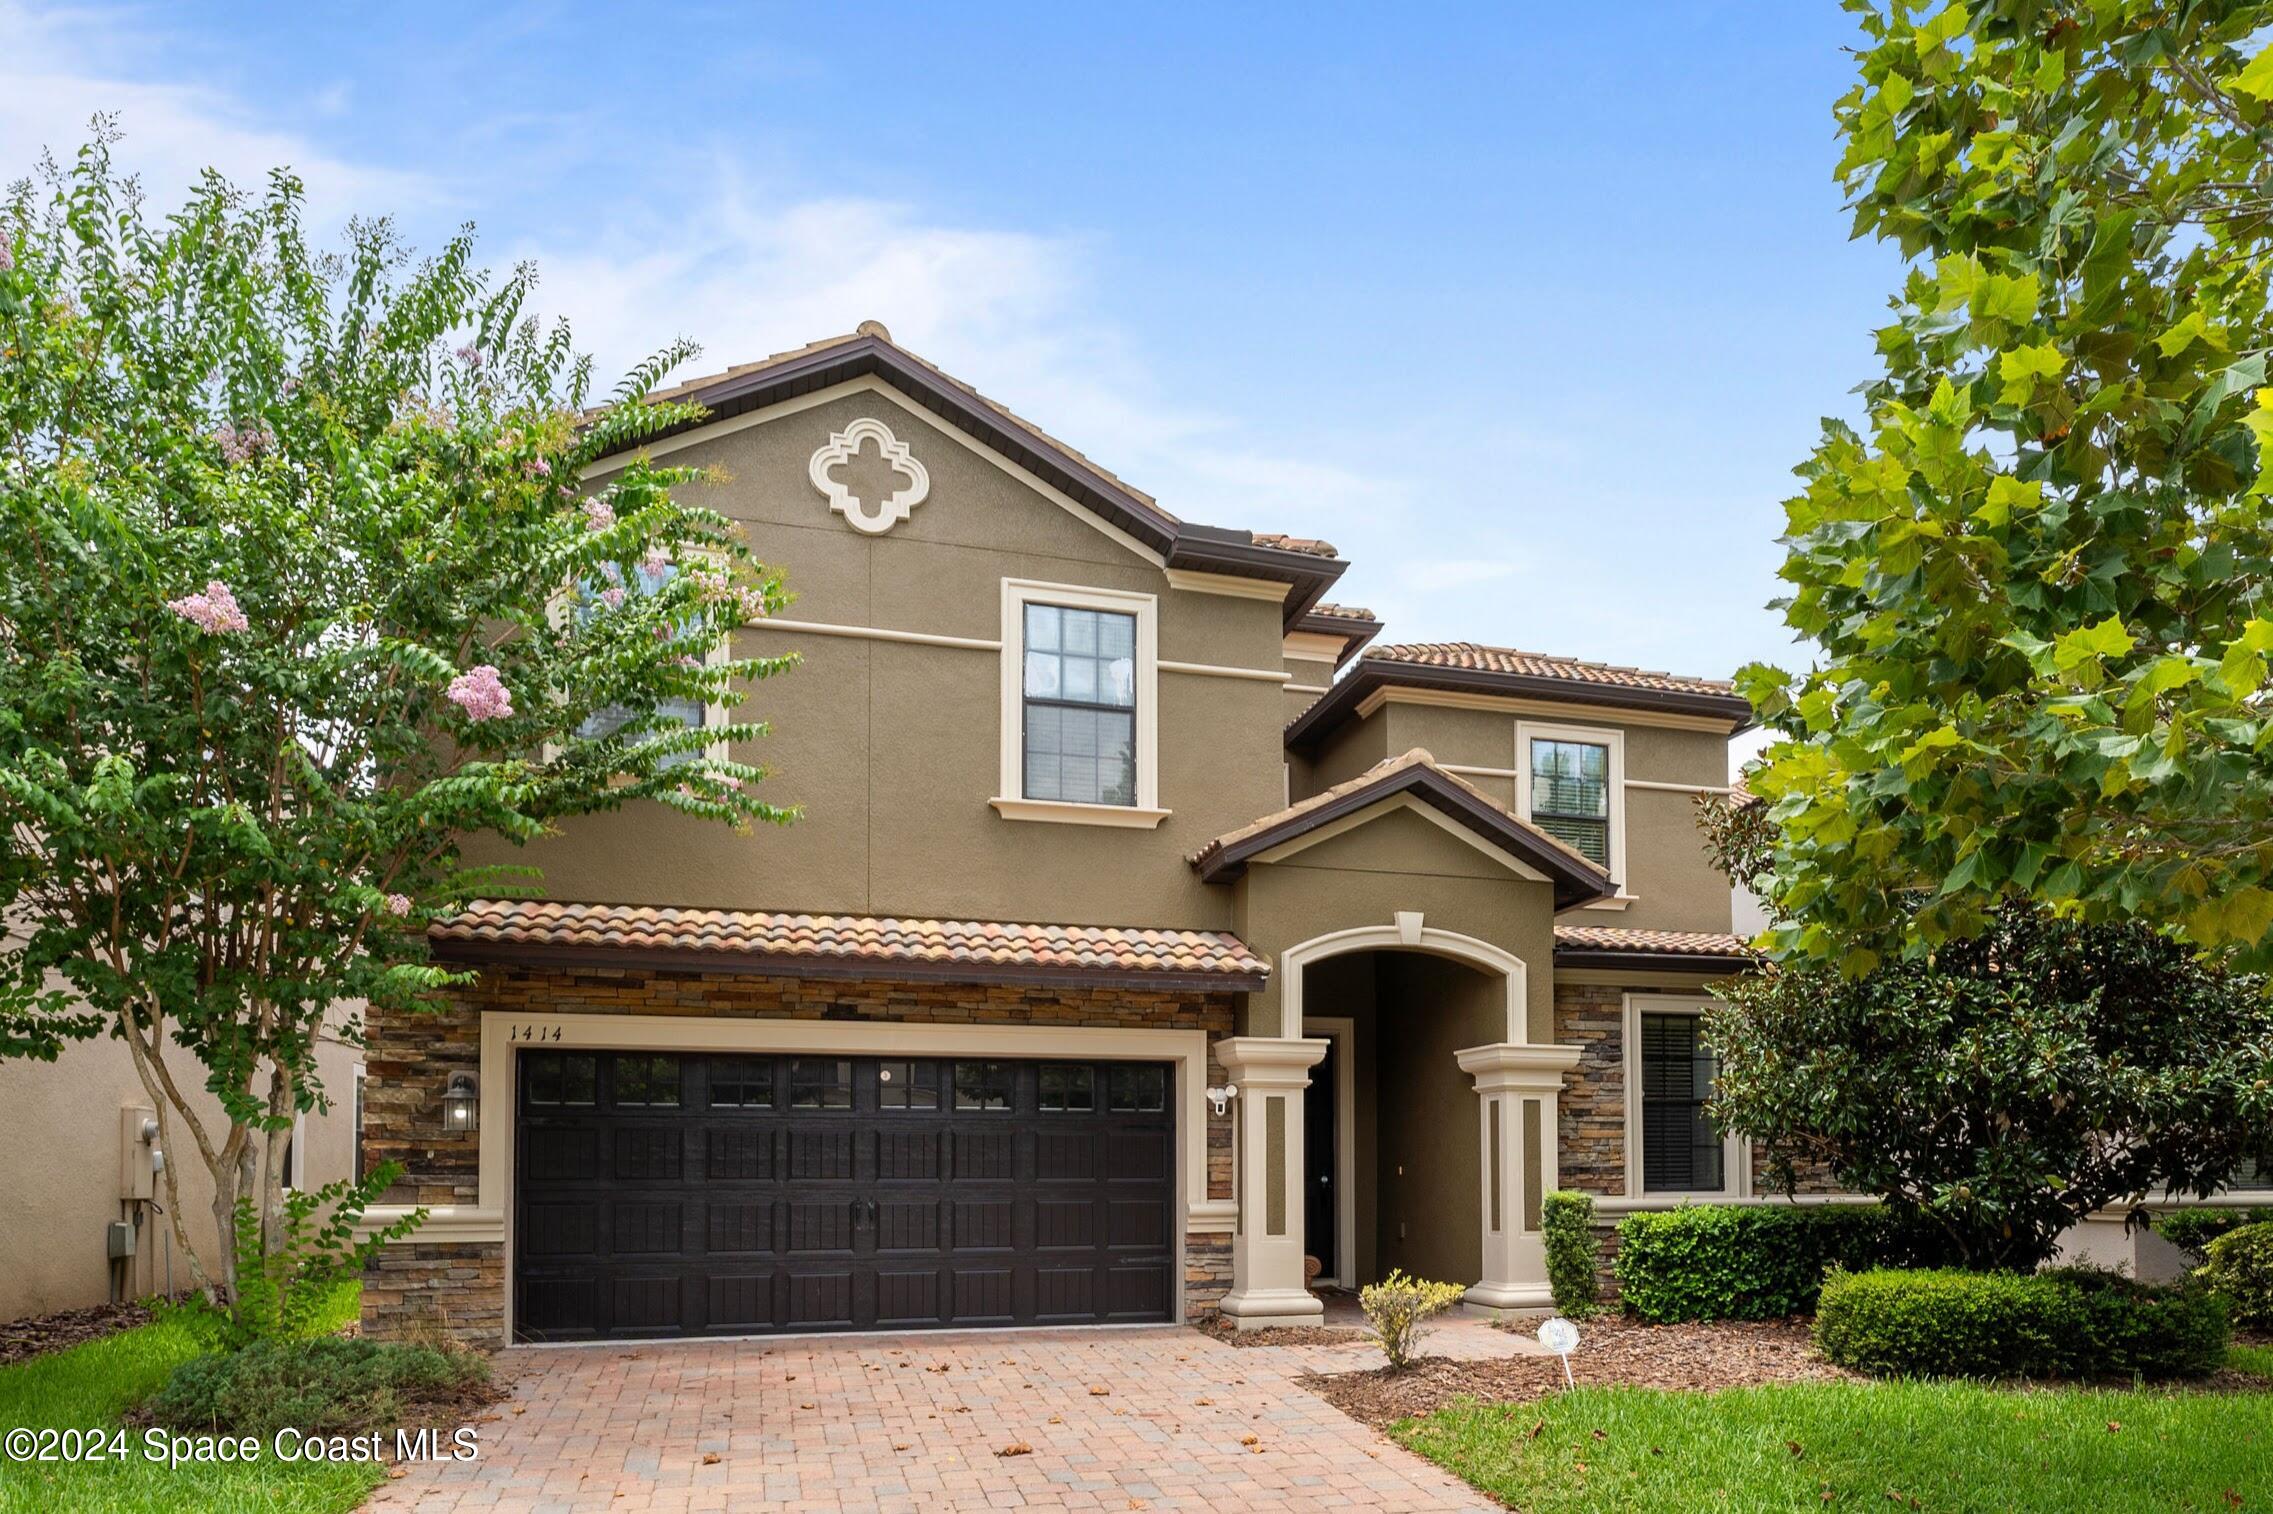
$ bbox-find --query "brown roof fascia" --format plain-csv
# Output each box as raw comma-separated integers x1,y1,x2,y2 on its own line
624,333,1344,629
1292,609,1384,666
1285,659,1756,751
428,936,1268,994
1551,944,1756,974
1192,763,1611,909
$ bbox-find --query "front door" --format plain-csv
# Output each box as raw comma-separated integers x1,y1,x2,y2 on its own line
1303,1035,1337,1281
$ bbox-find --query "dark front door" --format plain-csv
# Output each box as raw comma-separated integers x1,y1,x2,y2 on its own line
1303,1035,1337,1280
512,1051,1176,1341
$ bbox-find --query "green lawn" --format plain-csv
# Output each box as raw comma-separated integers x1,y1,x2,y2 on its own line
1395,1375,2273,1513
0,1286,381,1514
2233,1343,2273,1383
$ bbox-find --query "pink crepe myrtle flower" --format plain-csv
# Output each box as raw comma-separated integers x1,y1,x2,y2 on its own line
454,342,484,368
735,585,770,620
166,580,250,635
674,654,702,670
597,586,627,610
384,893,413,918
444,664,513,722
583,498,615,532
642,548,672,579
214,424,273,465
525,456,552,479
0,239,13,273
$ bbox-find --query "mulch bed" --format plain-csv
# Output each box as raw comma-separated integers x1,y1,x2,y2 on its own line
1194,1317,1370,1349
1305,1315,1854,1429
0,1301,155,1368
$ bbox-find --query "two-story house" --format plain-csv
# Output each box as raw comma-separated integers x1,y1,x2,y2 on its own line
359,324,1760,1344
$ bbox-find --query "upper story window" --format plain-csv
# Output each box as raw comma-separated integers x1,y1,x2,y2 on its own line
573,562,716,768
1022,604,1137,806
993,580,1167,828
1529,738,1610,867
1516,720,1627,899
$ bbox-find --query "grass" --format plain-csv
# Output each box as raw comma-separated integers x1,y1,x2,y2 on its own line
1394,1376,2273,1512
2233,1342,2273,1383
0,1284,381,1514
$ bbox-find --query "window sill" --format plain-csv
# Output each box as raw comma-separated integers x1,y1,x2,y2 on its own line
1582,893,1638,911
990,797,1172,829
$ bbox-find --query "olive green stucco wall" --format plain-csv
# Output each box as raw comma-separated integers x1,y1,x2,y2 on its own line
1374,953,1496,1286
471,387,1292,928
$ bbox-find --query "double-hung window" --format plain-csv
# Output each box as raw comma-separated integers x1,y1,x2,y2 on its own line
995,580,1164,826
1529,738,1610,867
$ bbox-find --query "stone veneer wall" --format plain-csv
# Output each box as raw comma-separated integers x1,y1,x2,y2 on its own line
1554,983,1627,1197
362,965,1239,1345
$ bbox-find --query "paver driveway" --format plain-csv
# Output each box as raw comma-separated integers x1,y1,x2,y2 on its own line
373,1320,1514,1512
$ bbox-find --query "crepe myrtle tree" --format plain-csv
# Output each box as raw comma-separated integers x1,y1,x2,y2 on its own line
0,136,795,1300
1698,792,2273,1270
1740,1,2273,974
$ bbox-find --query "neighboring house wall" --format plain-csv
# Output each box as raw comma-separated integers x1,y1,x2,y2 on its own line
0,1022,361,1321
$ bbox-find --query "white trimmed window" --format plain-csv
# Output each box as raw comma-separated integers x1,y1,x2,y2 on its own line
1516,720,1628,902
1623,994,1746,1199
568,561,729,767
993,580,1166,828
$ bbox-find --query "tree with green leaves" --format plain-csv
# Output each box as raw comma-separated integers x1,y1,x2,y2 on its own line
0,136,795,1302
1742,1,2273,972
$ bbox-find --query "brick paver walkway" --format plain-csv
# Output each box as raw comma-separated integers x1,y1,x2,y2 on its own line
372,1319,1528,1512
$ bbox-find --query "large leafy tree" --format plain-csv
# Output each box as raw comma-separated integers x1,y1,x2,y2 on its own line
1699,796,2273,1269
0,138,794,1297
1743,1,2273,972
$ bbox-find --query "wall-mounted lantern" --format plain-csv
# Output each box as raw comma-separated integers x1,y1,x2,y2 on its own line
442,1072,480,1134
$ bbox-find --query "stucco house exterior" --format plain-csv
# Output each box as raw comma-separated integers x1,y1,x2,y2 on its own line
345,325,1900,1342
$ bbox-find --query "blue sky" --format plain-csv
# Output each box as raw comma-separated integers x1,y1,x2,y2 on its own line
4,2,1897,711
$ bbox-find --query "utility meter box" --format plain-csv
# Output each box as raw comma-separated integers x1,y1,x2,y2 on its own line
119,1106,157,1201
105,1220,136,1260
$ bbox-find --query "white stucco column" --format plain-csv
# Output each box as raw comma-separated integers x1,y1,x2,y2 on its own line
1213,1035,1330,1330
1455,1041,1584,1313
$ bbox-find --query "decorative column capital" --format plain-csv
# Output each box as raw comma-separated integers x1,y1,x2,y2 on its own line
1455,1041,1583,1095
1215,1035,1329,1088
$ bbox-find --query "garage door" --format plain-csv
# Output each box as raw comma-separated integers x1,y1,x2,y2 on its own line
512,1050,1177,1341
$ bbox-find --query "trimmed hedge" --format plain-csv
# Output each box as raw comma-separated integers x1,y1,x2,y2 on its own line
1541,1190,1601,1317
148,1335,490,1438
1614,1204,1944,1322
2156,1206,2273,1259
2202,1222,2273,1330
1815,1267,2230,1380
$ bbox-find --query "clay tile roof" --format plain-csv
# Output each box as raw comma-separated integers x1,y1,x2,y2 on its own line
1189,749,1611,908
1553,925,1755,964
430,901,1268,989
1366,642,1736,699
1309,601,1377,622
1250,532,1340,559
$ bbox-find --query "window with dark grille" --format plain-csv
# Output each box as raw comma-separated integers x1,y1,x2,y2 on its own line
353,1069,365,1184
1530,737,1610,867
523,1053,598,1107
708,1057,774,1108
1109,1065,1166,1114
954,1061,1013,1111
1640,1014,1724,1193
614,1054,682,1107
788,1059,852,1110
1040,1065,1095,1112
878,1060,942,1110
1022,604,1136,805
573,561,708,766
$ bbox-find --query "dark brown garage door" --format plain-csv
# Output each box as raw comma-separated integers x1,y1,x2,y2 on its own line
512,1051,1177,1341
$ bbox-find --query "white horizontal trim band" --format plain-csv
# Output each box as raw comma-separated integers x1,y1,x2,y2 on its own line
1285,683,1329,695
1158,659,1291,684
750,617,1001,651
1626,779,1733,795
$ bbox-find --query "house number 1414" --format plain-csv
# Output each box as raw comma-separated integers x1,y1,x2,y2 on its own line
507,1025,562,1042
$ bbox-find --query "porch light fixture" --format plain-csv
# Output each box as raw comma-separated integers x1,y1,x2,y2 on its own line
441,1072,480,1134
1207,1084,1238,1118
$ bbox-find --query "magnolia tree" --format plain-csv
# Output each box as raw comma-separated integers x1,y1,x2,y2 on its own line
1741,1,2273,972
0,138,794,1299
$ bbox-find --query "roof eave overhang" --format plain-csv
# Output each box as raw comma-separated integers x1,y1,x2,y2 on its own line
429,935,1267,994
1551,947,1756,974
621,334,1344,630
1292,611,1384,666
1286,661,1756,751
1192,767,1612,909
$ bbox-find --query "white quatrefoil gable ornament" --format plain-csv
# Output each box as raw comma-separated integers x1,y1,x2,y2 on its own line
807,416,931,535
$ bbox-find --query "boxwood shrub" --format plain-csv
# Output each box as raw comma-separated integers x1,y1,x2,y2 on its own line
2202,1221,2273,1330
1815,1267,2230,1380
1541,1190,1601,1317
1613,1203,1942,1322
148,1335,491,1439
2156,1206,2273,1259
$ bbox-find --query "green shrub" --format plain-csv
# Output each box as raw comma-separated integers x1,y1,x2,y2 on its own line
1358,1269,1468,1372
147,1335,489,1439
2201,1222,2273,1330
1541,1191,1602,1318
2157,1206,2273,1260
1814,1267,2229,1380
1613,1203,1945,1322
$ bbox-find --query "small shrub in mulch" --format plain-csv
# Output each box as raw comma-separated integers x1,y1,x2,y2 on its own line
145,1335,501,1439
0,1300,157,1367
1815,1267,2230,1381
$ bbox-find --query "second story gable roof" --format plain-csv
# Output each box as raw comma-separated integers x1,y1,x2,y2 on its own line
1285,639,1755,750
616,321,1347,627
